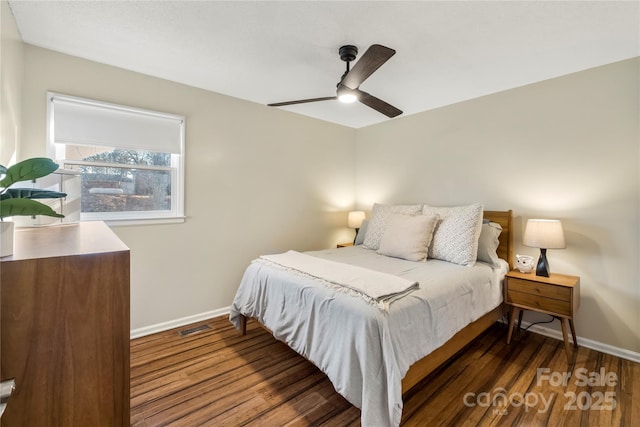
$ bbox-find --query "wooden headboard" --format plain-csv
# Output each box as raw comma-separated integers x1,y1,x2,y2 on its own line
484,210,513,270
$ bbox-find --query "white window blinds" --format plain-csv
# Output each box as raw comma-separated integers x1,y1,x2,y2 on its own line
49,93,184,154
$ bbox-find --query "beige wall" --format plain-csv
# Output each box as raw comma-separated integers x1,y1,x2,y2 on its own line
20,45,356,329
9,5,639,353
1,0,23,166
355,58,640,353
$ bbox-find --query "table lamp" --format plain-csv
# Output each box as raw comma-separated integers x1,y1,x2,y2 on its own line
348,211,365,244
523,219,566,277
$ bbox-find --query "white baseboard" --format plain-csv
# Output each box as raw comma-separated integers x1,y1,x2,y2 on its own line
131,308,640,363
130,306,231,339
505,319,640,363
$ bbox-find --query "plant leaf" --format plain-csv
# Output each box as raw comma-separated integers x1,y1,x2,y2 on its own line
1,188,67,200
0,198,64,219
0,158,59,188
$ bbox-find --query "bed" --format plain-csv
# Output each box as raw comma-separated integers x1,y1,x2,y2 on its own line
230,208,513,426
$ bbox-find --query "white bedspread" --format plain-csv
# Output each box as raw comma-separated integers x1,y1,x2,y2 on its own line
230,246,507,427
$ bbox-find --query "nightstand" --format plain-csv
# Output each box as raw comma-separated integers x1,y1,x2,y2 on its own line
504,270,580,359
336,242,354,248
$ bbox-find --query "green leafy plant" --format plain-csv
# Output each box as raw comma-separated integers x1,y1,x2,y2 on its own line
0,158,67,220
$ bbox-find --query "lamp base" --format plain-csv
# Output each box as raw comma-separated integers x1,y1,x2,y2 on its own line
536,248,550,277
353,227,360,245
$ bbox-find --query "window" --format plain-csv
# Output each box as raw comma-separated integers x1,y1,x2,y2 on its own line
47,92,185,224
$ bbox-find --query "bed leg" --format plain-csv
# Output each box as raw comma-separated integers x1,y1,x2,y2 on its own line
239,314,247,336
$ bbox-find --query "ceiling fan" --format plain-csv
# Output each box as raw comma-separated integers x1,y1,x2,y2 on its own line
268,44,403,118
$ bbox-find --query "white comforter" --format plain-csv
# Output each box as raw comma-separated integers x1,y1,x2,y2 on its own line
229,246,507,426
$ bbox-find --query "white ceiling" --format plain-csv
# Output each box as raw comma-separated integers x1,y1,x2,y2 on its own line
8,1,640,128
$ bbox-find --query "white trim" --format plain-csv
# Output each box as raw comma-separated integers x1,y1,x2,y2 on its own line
105,216,186,227
63,159,172,171
130,306,231,339
82,209,181,222
504,319,640,363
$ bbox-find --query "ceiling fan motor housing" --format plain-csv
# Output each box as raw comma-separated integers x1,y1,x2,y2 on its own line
339,45,358,62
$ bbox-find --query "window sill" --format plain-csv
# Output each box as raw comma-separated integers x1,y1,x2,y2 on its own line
84,216,186,227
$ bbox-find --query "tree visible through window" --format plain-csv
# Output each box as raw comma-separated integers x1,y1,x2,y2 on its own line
66,147,172,213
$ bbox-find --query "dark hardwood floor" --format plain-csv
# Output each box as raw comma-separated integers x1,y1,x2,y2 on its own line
131,315,639,426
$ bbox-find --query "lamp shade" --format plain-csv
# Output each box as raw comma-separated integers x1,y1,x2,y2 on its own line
523,219,566,249
348,211,366,229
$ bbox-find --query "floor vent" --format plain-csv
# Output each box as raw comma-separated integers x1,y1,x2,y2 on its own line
179,324,212,337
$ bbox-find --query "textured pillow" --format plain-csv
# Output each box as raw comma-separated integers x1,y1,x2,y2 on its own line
477,222,502,268
362,203,423,250
422,203,484,266
354,219,369,245
377,214,439,261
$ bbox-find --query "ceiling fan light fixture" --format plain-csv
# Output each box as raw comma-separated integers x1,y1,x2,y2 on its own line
337,86,357,103
338,93,358,103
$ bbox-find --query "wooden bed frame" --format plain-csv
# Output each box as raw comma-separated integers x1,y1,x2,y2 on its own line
238,209,513,397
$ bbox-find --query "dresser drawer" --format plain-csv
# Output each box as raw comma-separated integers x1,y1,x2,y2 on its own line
507,278,571,302
506,289,572,316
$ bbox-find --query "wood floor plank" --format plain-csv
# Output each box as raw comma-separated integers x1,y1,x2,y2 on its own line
131,316,639,426
629,360,640,424
135,345,306,421
514,336,580,426
472,336,555,426
131,332,276,395
401,329,507,423
403,326,531,426
162,359,327,425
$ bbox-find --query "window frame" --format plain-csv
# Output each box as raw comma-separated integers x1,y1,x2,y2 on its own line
47,92,185,225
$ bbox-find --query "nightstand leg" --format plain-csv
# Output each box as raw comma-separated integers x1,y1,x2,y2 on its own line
568,319,578,348
560,318,572,359
239,314,247,336
517,310,524,331
507,306,519,344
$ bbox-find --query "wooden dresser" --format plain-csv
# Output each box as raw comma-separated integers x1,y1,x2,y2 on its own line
0,222,130,426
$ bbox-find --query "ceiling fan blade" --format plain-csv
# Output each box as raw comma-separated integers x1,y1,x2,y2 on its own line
356,90,403,118
268,96,337,107
341,44,396,90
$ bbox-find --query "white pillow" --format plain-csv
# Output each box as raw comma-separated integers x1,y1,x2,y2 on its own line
354,219,369,245
362,203,423,250
422,203,484,266
377,214,439,262
477,222,502,268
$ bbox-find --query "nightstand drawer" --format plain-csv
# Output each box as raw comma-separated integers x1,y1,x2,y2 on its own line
507,278,571,301
506,289,572,316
